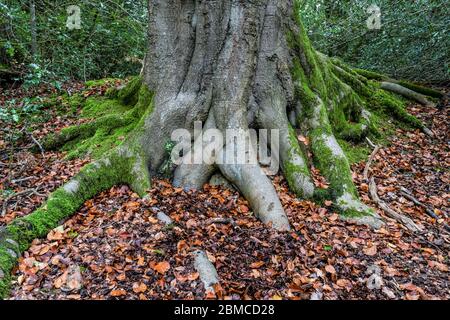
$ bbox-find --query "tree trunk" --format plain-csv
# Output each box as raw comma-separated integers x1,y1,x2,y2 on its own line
139,0,382,229
1,0,437,297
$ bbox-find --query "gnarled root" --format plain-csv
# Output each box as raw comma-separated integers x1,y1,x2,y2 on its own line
380,82,436,108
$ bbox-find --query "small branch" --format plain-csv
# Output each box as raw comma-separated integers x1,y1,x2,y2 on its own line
364,142,421,232
1,188,45,216
399,187,443,219
11,176,36,184
28,133,45,157
369,178,422,232
205,217,237,227
365,137,376,149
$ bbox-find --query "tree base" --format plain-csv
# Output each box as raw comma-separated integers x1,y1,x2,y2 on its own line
0,0,442,297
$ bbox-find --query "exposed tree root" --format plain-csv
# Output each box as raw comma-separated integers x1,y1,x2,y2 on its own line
193,250,220,295
363,145,381,181
353,69,445,99
380,82,436,108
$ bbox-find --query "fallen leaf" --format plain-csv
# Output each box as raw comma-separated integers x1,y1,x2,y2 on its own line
325,265,336,274
132,282,147,293
363,245,377,256
152,261,170,274
110,289,127,297
250,261,265,269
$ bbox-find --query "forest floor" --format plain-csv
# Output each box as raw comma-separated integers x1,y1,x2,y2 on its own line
0,81,448,300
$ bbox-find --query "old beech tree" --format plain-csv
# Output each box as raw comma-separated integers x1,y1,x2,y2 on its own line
0,0,440,295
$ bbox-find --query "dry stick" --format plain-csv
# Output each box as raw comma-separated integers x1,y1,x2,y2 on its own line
205,217,237,227
369,178,422,232
28,133,45,157
399,187,439,219
365,137,376,149
399,188,450,233
11,176,36,184
1,188,45,216
364,143,422,232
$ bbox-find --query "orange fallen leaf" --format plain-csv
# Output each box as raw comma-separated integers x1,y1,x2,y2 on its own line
363,245,377,256
250,261,265,269
428,261,449,272
110,289,127,297
240,205,249,213
132,282,148,293
325,265,336,274
153,261,170,274
298,135,309,146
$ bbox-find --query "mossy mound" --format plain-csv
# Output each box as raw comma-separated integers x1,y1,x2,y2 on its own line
43,77,153,161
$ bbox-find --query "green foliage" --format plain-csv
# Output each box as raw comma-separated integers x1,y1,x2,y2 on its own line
0,96,45,124
0,0,147,82
300,0,449,82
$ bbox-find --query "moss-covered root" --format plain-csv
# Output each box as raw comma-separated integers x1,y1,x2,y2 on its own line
307,97,384,229
280,126,315,198
0,146,150,298
353,69,444,100
43,114,133,151
380,82,436,108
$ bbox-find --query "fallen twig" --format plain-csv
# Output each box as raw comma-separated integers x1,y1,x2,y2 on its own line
365,137,376,149
399,187,440,219
11,176,36,184
369,178,422,232
1,188,45,216
364,142,422,232
205,217,237,227
28,132,45,157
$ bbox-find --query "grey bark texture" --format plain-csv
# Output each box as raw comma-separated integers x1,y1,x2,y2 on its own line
141,0,305,230
134,0,410,230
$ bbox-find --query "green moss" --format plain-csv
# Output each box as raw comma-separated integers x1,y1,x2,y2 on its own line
63,123,136,160
310,131,356,199
44,77,154,161
85,78,118,88
340,208,366,218
370,89,423,129
118,77,142,106
81,96,132,118
337,139,371,164
282,126,314,198
353,68,388,81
